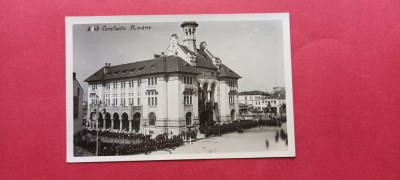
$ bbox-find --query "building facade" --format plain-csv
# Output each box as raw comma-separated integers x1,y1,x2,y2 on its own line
84,21,241,136
238,90,269,111
73,73,84,134
261,87,286,114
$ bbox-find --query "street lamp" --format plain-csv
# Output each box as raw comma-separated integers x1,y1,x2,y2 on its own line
93,108,99,156
186,124,195,144
142,122,148,143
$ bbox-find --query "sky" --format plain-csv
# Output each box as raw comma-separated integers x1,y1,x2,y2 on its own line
73,20,285,98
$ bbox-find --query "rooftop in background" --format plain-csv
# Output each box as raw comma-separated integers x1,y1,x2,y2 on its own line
263,93,286,100
238,90,270,96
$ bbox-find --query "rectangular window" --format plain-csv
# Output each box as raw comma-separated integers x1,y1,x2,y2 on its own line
147,91,157,106
183,76,193,85
184,90,193,105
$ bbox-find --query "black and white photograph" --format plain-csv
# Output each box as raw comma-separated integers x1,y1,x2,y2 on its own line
66,13,295,162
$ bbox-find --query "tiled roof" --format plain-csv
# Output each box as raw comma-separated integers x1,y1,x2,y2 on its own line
84,56,200,83
84,60,152,82
218,63,241,79
238,90,269,95
139,56,201,76
263,93,286,100
195,54,218,70
178,44,217,70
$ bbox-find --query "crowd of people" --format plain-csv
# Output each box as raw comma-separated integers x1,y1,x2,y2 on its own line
75,134,184,156
115,136,183,156
74,118,287,156
199,119,282,137
82,129,151,141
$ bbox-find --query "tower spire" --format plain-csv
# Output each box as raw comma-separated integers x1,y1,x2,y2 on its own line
180,21,199,53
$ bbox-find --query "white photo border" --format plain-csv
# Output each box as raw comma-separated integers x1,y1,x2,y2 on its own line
66,13,295,163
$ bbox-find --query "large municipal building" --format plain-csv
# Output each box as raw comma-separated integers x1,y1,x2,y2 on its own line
84,21,241,136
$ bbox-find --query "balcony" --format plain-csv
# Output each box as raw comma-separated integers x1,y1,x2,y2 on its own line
105,106,112,111
131,105,142,112
121,106,129,111
184,84,195,90
147,85,156,90
229,86,238,92
89,88,97,93
184,104,193,112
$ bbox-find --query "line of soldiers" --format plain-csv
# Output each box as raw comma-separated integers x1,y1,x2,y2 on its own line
199,119,284,138
114,137,184,156
76,135,184,156
82,129,151,141
179,129,198,140
199,121,261,137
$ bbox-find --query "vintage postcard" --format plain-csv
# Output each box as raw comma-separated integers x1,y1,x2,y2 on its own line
66,13,295,162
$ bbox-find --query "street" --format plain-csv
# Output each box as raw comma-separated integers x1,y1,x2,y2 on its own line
151,124,288,155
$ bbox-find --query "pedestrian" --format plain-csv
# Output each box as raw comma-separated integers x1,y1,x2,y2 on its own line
265,139,269,148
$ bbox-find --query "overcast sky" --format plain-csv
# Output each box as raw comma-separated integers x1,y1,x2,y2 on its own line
73,20,285,97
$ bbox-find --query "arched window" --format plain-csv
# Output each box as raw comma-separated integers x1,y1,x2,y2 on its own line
186,112,192,126
149,112,156,126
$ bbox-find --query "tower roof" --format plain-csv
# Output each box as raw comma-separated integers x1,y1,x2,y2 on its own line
180,21,198,28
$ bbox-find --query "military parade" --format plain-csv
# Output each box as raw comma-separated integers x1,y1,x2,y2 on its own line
74,115,287,156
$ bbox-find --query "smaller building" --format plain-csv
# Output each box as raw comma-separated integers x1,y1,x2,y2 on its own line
238,90,269,111
261,87,286,114
82,101,88,127
73,73,84,134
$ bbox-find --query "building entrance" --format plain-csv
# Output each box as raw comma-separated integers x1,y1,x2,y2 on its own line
200,110,213,127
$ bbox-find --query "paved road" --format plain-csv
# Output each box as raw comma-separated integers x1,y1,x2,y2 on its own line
151,125,288,155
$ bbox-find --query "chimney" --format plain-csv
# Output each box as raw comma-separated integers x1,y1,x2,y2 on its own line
73,72,76,79
104,63,110,74
181,21,199,53
200,41,207,51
